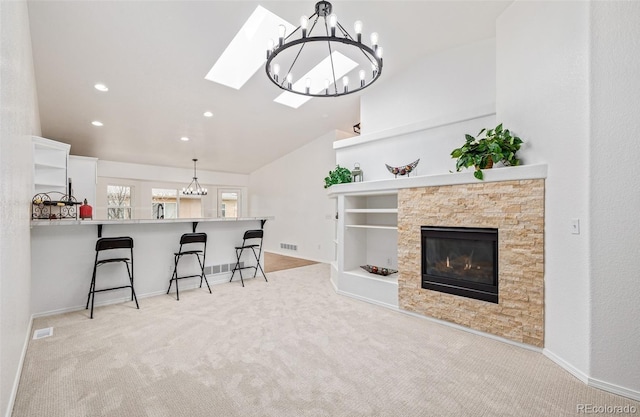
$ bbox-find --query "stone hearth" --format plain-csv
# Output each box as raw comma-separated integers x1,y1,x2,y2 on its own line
398,179,545,347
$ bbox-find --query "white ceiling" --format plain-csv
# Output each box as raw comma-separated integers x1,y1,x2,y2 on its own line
27,0,511,174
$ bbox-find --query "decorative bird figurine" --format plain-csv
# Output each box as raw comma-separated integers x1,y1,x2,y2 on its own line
385,159,420,178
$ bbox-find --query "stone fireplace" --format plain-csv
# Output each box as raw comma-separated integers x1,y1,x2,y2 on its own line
398,179,544,347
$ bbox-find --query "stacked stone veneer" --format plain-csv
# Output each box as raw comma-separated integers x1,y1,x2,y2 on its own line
398,179,545,347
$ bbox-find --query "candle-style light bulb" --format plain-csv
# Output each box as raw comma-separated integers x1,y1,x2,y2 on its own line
359,69,366,87
305,77,311,94
300,15,308,38
286,73,293,89
372,63,378,77
370,32,379,49
266,39,274,58
376,46,384,59
354,20,363,42
324,79,330,95
329,14,337,36
342,76,349,93
278,24,286,46
272,63,280,82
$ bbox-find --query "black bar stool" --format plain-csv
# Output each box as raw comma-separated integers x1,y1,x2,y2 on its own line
230,229,267,287
85,236,139,319
167,232,211,300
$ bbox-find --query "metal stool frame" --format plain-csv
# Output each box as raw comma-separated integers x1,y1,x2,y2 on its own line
230,229,267,287
167,232,211,300
85,236,139,319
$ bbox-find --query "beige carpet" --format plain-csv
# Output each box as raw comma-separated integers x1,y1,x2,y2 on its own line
264,252,318,273
13,264,639,417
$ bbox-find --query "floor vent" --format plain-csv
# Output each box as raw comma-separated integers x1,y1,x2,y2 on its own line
280,243,298,251
33,327,53,340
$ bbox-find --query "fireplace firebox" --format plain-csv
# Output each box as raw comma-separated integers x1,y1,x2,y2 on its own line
421,226,498,303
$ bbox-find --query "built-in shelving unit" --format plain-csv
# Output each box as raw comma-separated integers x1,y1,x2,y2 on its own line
329,189,399,308
33,136,70,195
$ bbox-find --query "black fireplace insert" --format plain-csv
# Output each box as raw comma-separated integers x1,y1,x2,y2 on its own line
421,226,498,303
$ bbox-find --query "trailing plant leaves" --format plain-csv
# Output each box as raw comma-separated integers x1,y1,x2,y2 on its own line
324,165,352,188
450,122,524,181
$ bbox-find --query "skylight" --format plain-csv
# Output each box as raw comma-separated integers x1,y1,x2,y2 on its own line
205,6,295,90
273,51,358,109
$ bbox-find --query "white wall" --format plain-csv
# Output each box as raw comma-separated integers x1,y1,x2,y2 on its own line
0,1,41,416
497,0,592,382
498,0,640,399
360,38,496,135
96,160,250,219
248,130,350,263
589,1,640,397
335,111,495,182
349,38,497,183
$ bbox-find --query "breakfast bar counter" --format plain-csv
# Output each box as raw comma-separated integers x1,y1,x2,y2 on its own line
30,217,272,316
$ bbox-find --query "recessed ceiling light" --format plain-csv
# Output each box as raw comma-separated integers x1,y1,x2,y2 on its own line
203,111,213,118
94,83,109,92
91,121,103,127
180,137,190,142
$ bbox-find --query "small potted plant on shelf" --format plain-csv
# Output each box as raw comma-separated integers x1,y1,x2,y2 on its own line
450,123,523,180
324,165,352,188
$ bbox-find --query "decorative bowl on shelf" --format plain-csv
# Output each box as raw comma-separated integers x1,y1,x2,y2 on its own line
385,159,419,178
360,265,398,276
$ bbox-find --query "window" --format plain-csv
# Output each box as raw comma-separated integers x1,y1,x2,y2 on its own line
152,188,177,219
219,190,241,218
107,185,132,219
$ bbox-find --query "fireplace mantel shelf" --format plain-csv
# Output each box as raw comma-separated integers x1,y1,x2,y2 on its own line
327,164,547,197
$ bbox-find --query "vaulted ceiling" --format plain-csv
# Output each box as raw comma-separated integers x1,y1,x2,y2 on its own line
27,1,511,174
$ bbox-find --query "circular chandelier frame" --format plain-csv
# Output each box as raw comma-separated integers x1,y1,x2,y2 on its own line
265,1,383,98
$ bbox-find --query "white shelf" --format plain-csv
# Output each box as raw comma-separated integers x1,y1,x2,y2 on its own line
344,269,398,284
345,224,397,230
345,208,398,214
33,137,69,195
34,161,66,169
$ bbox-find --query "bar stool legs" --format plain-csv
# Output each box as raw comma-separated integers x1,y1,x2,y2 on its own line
167,232,211,300
230,229,267,287
85,237,139,319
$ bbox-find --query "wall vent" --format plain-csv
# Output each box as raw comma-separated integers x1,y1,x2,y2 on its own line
280,243,298,251
204,262,244,275
33,327,53,340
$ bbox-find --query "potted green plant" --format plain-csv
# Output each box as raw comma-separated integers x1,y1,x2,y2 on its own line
324,165,352,188
450,123,523,180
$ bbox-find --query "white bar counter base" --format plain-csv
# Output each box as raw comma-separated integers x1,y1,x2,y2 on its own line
31,217,273,317
327,165,548,310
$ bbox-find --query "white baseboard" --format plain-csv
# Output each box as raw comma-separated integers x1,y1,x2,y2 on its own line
588,377,640,402
544,349,640,401
5,315,34,417
335,288,400,311
32,274,232,318
543,348,589,384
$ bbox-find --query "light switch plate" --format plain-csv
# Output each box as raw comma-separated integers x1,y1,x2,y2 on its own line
571,218,580,235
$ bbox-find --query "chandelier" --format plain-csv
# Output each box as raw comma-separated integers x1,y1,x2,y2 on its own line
265,1,383,97
182,159,207,196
